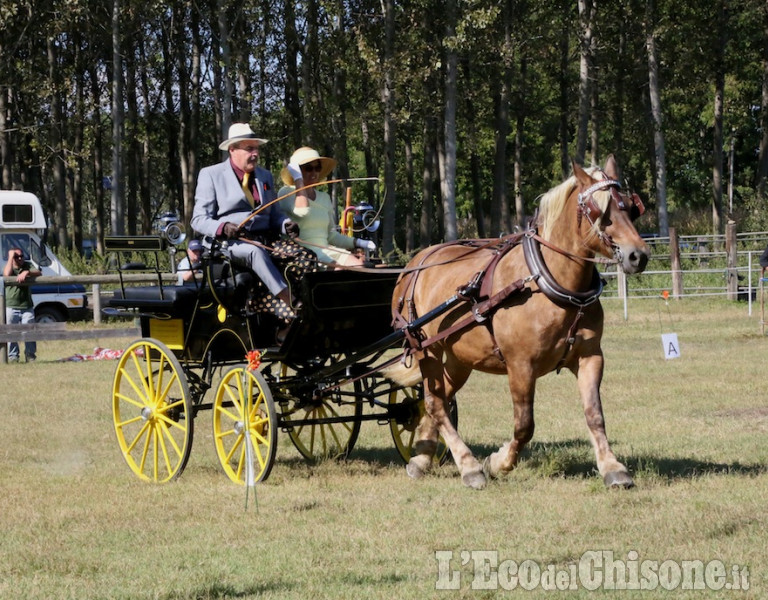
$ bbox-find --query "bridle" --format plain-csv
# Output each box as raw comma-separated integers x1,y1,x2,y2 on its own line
576,174,645,263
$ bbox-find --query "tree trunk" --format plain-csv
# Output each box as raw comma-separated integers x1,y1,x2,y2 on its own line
47,37,68,247
646,0,669,236
440,0,458,242
0,80,10,188
420,120,437,248
302,0,320,145
381,0,397,256
756,2,768,199
69,64,85,251
461,61,485,238
111,0,125,235
712,0,726,235
558,7,570,178
404,136,415,252
284,0,302,148
126,57,138,235
491,2,512,237
217,0,233,137
513,55,527,229
575,0,596,165
89,64,106,254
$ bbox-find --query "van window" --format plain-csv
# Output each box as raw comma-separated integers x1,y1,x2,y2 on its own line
0,233,50,267
2,204,34,224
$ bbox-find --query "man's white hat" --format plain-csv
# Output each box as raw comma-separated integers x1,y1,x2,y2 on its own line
219,123,268,150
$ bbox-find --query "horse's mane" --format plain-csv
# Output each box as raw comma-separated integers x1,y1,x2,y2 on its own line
537,167,610,240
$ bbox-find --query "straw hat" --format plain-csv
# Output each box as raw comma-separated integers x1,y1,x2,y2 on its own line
280,147,337,185
219,123,268,151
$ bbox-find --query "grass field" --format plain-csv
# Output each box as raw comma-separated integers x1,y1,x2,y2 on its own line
1,298,766,599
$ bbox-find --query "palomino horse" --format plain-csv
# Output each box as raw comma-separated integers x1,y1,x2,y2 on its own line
390,156,649,489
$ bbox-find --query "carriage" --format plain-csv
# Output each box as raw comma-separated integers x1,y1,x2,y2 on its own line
107,156,650,490
104,226,455,485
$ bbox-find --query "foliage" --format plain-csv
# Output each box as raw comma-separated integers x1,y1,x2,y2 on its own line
2,0,768,252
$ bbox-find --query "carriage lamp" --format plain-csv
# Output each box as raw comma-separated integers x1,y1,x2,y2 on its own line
353,203,380,234
155,212,187,246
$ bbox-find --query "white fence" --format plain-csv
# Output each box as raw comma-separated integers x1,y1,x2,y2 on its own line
600,229,768,317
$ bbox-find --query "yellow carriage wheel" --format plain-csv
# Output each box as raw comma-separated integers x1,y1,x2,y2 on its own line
213,366,277,485
278,360,362,461
112,338,193,483
389,385,457,466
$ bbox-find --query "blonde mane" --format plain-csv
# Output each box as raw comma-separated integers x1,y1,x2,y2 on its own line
536,167,611,240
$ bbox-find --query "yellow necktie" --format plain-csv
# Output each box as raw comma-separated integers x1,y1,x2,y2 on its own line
242,172,255,207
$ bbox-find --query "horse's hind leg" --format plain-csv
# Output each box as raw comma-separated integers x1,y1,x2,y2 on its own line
577,353,634,489
408,354,485,489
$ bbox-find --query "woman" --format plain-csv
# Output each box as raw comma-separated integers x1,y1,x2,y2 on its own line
278,147,375,267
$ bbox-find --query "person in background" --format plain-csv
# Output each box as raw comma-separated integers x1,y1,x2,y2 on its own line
191,123,301,321
3,247,41,363
278,147,375,267
177,238,203,283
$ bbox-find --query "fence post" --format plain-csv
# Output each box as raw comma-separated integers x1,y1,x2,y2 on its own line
669,227,683,299
93,284,102,325
0,278,6,364
726,221,738,300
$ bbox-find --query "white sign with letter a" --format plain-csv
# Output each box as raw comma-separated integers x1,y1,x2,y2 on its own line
661,333,681,360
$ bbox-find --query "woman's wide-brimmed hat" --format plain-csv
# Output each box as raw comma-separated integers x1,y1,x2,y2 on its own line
219,123,268,150
280,147,337,186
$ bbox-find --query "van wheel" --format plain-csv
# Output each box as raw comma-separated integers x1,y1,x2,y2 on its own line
36,306,66,323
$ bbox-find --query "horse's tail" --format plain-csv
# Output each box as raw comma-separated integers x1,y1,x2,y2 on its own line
381,359,422,386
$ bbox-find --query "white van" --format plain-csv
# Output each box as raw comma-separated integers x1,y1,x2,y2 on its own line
0,191,87,322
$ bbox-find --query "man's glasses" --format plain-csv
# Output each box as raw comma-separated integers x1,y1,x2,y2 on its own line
302,163,322,173
238,145,260,154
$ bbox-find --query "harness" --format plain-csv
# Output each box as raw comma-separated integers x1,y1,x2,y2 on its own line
392,173,642,371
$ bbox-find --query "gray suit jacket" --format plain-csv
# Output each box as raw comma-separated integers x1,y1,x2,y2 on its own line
191,159,285,238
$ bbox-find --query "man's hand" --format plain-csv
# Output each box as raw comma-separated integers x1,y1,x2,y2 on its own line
222,222,241,239
284,221,300,239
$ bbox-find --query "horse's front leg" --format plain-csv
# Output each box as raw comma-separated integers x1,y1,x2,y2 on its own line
408,354,485,489
483,367,536,479
577,352,634,489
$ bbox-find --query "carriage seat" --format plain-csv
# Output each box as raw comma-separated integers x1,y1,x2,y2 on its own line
109,285,198,316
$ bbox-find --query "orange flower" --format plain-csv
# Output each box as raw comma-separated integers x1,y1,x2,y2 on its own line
662,290,669,300
246,350,261,371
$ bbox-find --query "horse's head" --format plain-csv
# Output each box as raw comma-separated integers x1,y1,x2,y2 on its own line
571,155,650,274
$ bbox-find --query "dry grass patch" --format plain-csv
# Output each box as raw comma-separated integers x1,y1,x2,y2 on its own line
1,298,766,598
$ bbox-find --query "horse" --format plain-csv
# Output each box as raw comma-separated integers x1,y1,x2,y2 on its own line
389,155,650,489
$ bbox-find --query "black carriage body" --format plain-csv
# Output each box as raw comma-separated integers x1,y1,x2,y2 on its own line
276,269,399,361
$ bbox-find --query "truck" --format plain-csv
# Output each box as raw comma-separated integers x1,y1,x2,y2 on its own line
1,190,88,322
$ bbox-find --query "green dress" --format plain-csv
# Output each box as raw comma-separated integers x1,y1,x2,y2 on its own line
278,188,356,264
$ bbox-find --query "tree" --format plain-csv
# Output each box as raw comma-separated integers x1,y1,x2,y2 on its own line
646,0,669,236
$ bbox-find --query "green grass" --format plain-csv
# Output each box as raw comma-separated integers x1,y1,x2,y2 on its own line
1,298,767,598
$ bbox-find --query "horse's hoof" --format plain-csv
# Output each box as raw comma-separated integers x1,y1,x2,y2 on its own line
462,470,487,490
482,456,496,480
604,471,635,489
406,460,425,480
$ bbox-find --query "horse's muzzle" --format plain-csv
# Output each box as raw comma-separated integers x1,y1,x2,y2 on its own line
621,244,650,274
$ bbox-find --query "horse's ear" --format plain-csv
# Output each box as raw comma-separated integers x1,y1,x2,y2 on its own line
571,158,592,187
603,154,619,179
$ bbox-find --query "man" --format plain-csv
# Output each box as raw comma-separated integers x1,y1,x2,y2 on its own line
191,123,299,313
3,247,42,362
177,238,203,283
